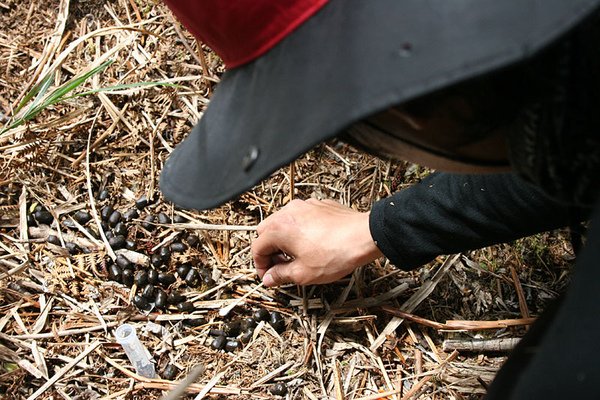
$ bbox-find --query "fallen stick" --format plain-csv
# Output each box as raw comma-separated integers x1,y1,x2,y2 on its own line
380,307,536,331
442,338,521,353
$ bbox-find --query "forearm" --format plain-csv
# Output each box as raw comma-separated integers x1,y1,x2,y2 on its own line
370,172,589,270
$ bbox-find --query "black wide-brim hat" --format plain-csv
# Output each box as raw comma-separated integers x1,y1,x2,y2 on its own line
160,0,599,210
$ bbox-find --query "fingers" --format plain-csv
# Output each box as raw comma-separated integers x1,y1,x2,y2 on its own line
262,261,297,287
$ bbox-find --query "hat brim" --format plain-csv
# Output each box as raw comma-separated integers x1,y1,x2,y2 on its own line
160,0,599,210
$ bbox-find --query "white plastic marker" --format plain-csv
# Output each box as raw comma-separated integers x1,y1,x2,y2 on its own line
218,282,265,317
115,323,156,378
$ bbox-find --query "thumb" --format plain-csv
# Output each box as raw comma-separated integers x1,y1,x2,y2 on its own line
263,262,296,287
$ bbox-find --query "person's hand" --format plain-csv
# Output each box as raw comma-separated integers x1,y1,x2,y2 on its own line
252,198,383,287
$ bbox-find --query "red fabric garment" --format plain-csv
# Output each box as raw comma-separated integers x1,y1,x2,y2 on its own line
162,0,328,68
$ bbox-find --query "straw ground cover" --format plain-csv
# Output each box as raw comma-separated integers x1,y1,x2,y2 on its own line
0,1,576,399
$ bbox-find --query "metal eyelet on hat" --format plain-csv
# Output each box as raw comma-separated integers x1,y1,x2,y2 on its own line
242,146,260,171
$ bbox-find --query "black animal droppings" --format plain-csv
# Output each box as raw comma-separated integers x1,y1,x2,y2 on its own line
98,189,110,201
210,335,226,350
225,339,240,352
108,210,122,227
269,311,285,332
176,301,195,312
167,291,185,305
108,235,126,249
157,212,171,225
122,269,134,287
209,329,226,337
100,205,113,221
135,270,149,287
133,294,150,310
141,284,155,299
158,272,176,287
125,240,136,250
34,210,54,225
159,246,171,261
270,382,288,396
253,308,270,323
135,195,149,210
185,234,200,247
240,317,257,331
108,264,122,282
162,364,178,380
170,242,187,253
176,264,191,278
115,254,133,270
65,242,80,255
240,328,254,343
185,268,200,287
141,214,156,231
73,210,92,224
183,317,207,327
113,222,128,236
123,208,139,222
147,269,159,284
173,215,188,223
151,253,163,268
47,235,61,246
155,289,167,309
223,321,241,336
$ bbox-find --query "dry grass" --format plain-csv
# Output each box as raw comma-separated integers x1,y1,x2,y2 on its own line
0,1,575,399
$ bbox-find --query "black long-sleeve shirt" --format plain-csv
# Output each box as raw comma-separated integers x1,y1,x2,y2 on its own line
369,172,588,270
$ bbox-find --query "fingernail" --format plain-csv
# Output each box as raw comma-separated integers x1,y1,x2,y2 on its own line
263,273,274,287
